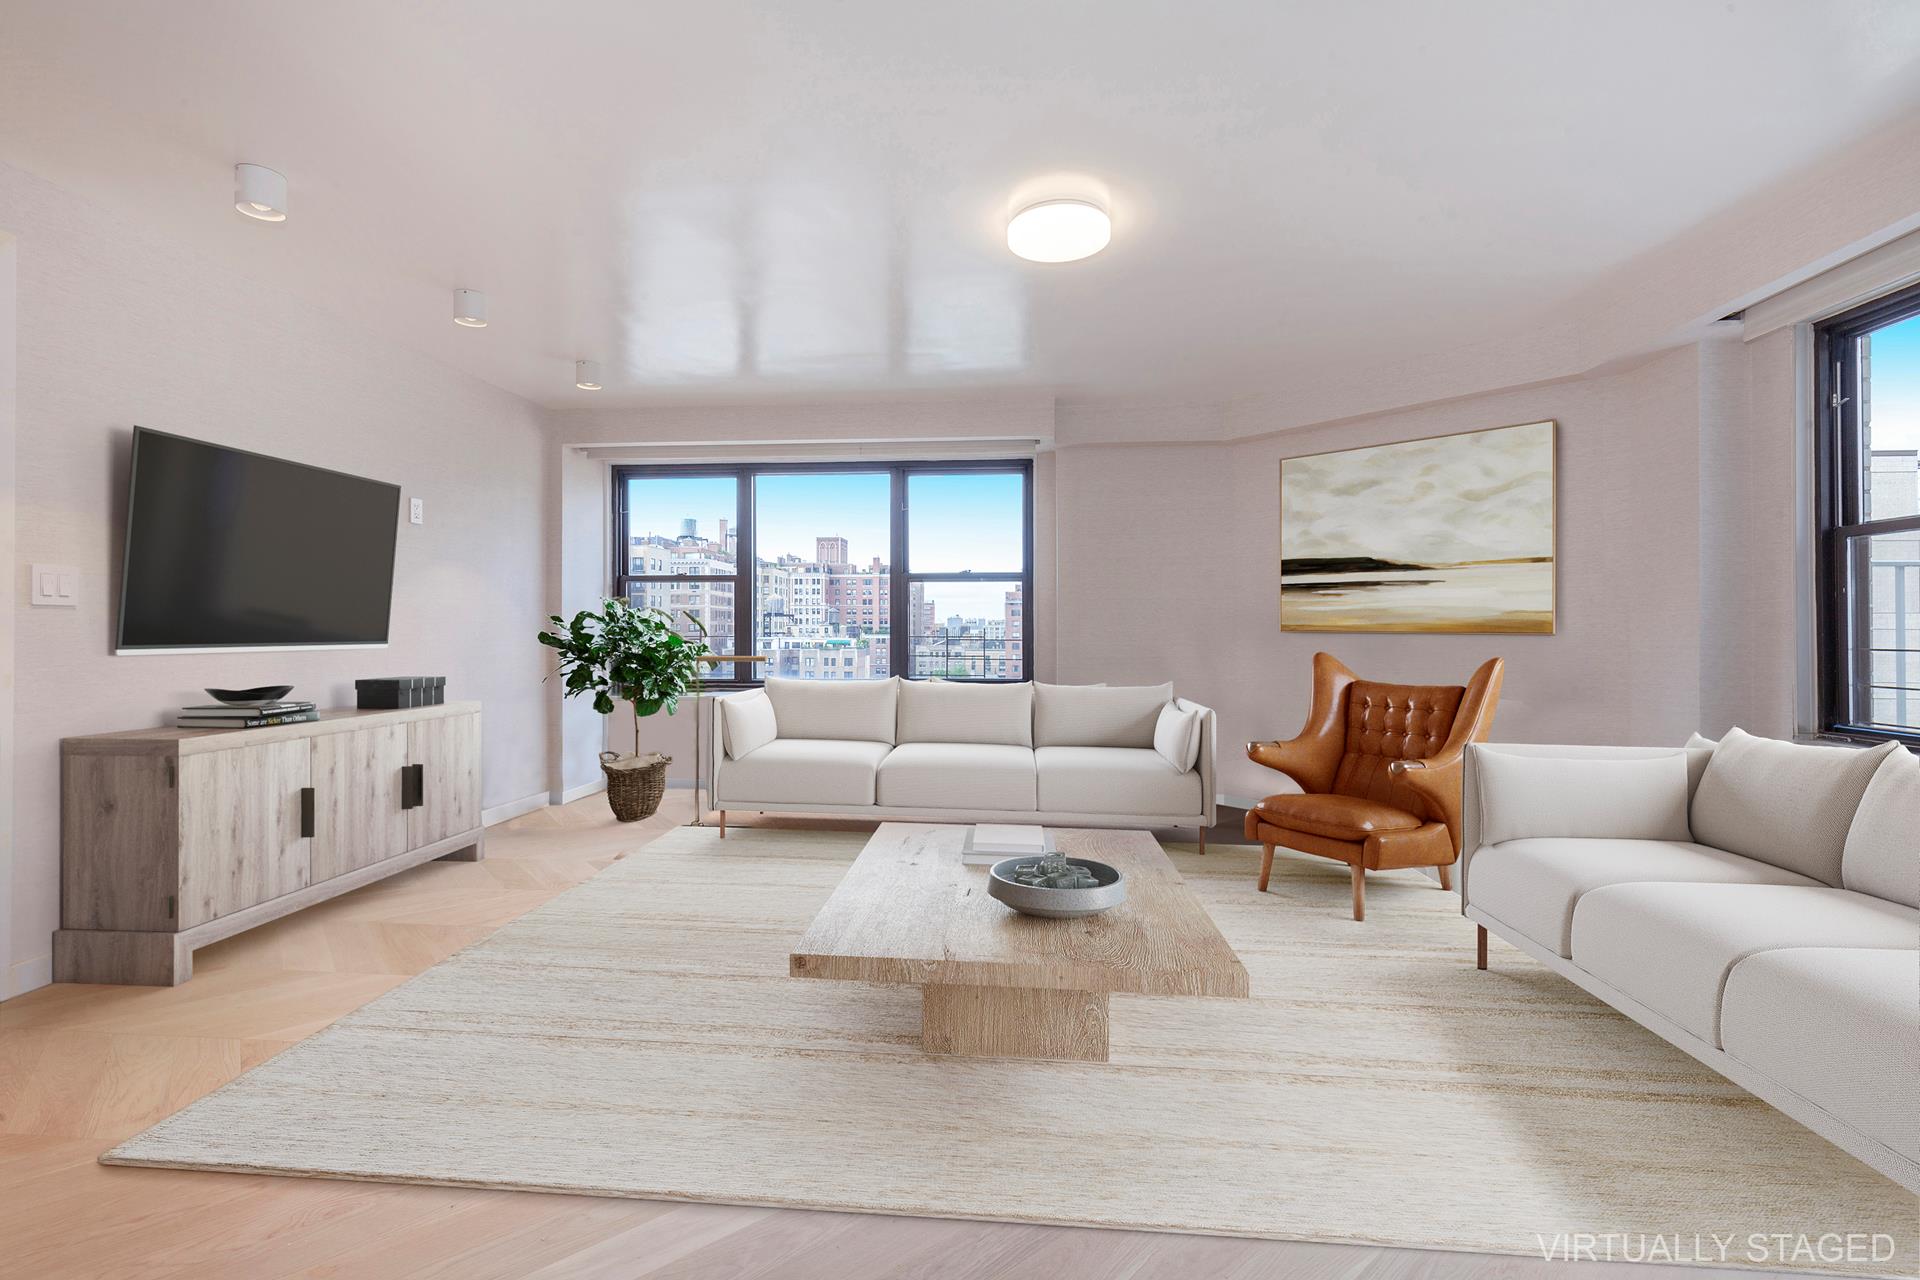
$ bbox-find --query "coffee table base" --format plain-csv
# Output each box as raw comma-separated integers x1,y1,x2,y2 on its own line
921,983,1110,1062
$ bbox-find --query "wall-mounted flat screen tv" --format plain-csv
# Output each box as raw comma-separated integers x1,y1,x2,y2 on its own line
116,428,401,653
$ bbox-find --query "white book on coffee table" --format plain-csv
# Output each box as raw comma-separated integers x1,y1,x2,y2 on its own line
962,824,1055,866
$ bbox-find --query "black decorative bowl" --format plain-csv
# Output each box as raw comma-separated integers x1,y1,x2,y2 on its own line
204,685,295,707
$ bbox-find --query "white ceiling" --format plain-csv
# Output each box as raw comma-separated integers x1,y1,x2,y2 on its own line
3,0,1919,408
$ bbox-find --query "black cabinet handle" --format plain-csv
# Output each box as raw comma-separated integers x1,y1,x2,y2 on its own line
401,763,425,811
299,787,315,838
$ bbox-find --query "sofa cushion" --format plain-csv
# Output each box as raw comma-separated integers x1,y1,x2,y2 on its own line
1688,728,1898,885
1570,883,1920,1045
876,743,1037,811
763,676,898,745
1153,702,1202,772
1466,838,1819,958
1842,749,1920,909
1476,751,1691,845
1034,683,1172,748
720,689,777,760
896,680,1033,747
714,738,890,806
1251,793,1420,842
1720,947,1920,1165
1035,746,1203,817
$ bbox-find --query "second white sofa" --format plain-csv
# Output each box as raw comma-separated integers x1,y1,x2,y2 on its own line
1461,730,1919,1192
709,677,1217,840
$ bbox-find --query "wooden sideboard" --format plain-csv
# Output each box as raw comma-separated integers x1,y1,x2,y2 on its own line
55,702,483,986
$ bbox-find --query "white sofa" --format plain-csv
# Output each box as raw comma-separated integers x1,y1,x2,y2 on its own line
1461,730,1919,1191
708,677,1216,840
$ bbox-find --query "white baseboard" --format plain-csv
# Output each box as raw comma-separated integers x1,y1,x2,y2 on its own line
552,778,607,806
5,953,52,1000
482,791,550,827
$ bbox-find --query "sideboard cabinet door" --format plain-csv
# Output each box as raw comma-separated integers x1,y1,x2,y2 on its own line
406,712,481,848
176,739,313,926
312,723,409,882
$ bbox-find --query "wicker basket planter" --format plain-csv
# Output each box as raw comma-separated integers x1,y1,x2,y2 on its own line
601,751,669,822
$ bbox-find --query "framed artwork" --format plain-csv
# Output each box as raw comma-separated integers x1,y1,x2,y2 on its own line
1279,420,1556,634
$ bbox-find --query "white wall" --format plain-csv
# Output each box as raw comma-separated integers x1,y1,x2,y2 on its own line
1054,345,1717,803
0,233,18,994
2,162,552,990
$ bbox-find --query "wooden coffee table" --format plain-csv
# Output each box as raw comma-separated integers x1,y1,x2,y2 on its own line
790,824,1248,1062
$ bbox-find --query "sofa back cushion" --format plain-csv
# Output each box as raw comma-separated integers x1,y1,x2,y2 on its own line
1689,728,1899,884
1474,750,1692,845
897,680,1033,747
720,688,778,760
762,676,898,744
1034,682,1172,748
1841,749,1919,908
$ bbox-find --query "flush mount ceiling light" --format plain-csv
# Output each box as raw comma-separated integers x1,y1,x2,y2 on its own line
453,289,488,328
574,360,603,390
1006,198,1110,263
233,163,287,222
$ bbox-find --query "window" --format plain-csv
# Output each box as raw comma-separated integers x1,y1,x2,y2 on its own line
1816,282,1920,745
615,472,744,681
612,461,1032,685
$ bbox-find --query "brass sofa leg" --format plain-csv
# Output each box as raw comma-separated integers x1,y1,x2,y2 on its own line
1476,925,1488,970
1351,865,1365,921
1257,844,1274,892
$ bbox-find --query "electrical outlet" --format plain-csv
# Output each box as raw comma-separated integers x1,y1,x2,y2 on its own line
409,498,424,525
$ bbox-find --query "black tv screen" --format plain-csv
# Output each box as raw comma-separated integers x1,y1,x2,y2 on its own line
117,428,401,652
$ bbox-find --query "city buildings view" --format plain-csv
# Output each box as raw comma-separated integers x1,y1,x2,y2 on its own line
627,522,1024,682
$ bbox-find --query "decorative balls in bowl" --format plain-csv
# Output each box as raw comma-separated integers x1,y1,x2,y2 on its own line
987,853,1127,919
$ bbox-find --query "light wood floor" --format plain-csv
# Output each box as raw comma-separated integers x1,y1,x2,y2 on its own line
0,794,1804,1280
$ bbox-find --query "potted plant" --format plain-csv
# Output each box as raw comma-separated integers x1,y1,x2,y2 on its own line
538,598,712,821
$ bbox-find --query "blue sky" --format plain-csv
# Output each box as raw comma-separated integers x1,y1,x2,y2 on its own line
1870,312,1920,451
625,470,1025,570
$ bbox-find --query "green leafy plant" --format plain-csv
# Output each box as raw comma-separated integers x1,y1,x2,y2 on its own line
537,599,712,751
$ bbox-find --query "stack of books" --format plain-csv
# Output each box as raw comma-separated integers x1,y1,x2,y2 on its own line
176,700,319,729
961,824,1055,866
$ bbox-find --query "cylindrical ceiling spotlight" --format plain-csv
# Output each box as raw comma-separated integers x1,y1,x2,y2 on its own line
233,164,288,222
453,289,488,328
574,360,603,390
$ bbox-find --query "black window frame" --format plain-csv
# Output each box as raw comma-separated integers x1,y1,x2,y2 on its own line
1814,279,1920,749
611,458,1034,689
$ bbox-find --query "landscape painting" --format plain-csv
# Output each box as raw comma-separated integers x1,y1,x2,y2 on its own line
1280,421,1556,634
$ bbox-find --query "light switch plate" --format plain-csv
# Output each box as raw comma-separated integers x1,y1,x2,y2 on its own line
409,498,424,525
30,563,79,607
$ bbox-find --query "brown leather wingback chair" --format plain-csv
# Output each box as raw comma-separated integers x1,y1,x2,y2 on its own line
1245,652,1504,920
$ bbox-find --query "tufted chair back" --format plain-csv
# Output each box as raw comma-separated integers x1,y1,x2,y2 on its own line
1332,679,1467,810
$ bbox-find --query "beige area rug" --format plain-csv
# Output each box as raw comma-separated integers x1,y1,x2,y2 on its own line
105,828,1917,1274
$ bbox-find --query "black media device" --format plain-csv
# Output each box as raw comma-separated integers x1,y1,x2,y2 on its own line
116,427,401,653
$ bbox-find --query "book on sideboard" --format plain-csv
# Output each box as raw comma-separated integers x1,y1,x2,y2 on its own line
175,708,321,729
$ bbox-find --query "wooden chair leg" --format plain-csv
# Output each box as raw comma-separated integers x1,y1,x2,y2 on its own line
718,810,727,839
1351,865,1365,921
1257,844,1274,892
1476,925,1488,970
1197,825,1207,854
1437,861,1452,892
